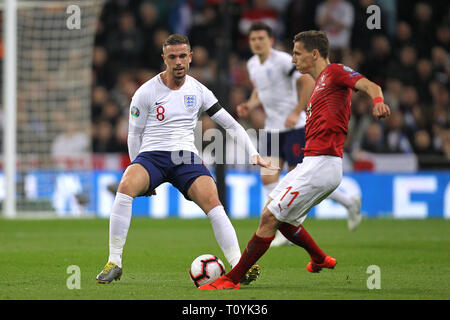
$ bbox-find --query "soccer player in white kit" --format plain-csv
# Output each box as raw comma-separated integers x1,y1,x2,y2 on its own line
199,30,390,290
237,23,362,245
96,34,278,284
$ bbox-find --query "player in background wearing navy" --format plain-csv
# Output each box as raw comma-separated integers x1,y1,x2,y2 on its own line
96,34,278,284
200,30,390,290
237,23,362,245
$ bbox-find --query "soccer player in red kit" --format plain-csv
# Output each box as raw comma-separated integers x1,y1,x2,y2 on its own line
199,30,391,290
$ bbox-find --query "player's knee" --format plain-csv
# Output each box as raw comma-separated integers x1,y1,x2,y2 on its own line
117,178,136,198
118,175,147,198
201,194,222,213
257,207,279,237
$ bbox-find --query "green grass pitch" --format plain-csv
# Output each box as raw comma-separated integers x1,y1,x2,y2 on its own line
0,217,449,300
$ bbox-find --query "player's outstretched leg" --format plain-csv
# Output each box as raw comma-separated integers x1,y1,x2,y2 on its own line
199,208,278,290
96,261,123,284
199,233,273,290
278,222,337,273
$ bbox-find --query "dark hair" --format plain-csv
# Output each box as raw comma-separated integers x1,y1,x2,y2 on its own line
248,21,273,38
293,30,329,59
163,34,191,50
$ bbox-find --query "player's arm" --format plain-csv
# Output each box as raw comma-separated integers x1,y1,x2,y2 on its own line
127,93,148,162
236,88,261,118
354,78,391,119
285,73,315,128
206,103,279,170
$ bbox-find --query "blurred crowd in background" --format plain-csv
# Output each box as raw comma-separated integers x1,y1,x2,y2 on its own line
90,0,450,168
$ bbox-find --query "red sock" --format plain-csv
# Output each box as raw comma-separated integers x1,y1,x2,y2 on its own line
226,233,274,284
278,223,326,263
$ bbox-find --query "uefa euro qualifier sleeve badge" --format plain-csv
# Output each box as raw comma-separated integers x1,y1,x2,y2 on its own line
130,106,140,117
184,95,196,111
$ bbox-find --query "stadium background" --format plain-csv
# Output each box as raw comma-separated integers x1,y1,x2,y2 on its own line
0,0,449,219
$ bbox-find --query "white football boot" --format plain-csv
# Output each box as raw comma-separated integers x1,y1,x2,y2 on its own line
347,195,362,231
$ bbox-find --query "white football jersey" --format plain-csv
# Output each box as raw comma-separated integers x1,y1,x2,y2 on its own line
247,48,306,132
128,73,217,155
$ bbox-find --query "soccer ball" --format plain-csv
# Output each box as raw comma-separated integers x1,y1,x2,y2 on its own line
189,254,226,287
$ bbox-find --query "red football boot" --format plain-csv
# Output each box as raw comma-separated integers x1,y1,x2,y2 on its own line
198,275,240,290
306,255,337,273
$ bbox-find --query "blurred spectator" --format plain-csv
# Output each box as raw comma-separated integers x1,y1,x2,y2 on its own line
91,86,109,122
412,2,435,57
51,119,90,157
361,35,392,85
109,72,139,110
360,122,387,153
93,46,116,89
283,0,317,45
142,28,170,72
238,0,280,50
138,1,165,58
189,5,220,56
347,94,373,151
101,100,122,127
100,0,142,33
399,86,420,128
383,78,403,111
384,110,413,153
391,21,415,59
415,59,434,104
440,129,450,158
430,47,449,85
413,129,442,155
388,46,417,86
190,46,216,89
315,0,354,62
88,0,450,167
105,11,144,68
435,24,450,52
93,119,121,153
376,0,397,38
169,0,193,35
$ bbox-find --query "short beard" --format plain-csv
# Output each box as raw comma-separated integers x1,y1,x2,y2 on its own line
172,70,186,83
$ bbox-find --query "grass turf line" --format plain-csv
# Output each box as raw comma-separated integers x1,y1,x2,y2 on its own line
0,218,448,300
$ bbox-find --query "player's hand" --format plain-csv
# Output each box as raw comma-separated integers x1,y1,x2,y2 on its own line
373,103,391,120
251,154,280,172
285,111,300,128
236,103,249,118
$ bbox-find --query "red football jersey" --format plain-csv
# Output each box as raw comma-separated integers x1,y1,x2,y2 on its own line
303,63,364,158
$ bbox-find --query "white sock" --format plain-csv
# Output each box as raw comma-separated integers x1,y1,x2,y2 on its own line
108,192,133,268
263,182,278,199
207,205,241,268
328,189,353,209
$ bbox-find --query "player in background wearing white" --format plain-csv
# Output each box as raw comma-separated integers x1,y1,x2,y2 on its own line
237,23,362,244
96,34,278,284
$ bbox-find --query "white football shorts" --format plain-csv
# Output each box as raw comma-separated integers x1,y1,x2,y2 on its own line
267,155,342,226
